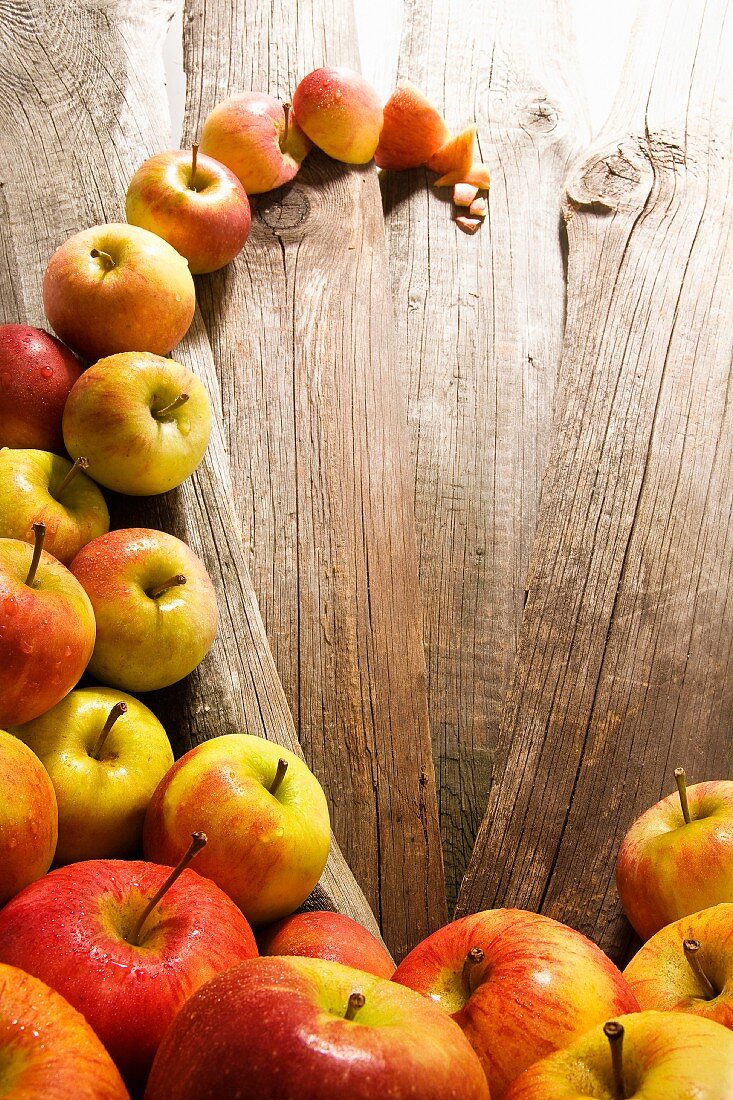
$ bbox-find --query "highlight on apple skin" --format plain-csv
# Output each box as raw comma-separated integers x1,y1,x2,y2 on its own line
42,223,196,362
0,728,58,908
0,324,82,453
258,909,395,978
374,81,449,170
200,91,311,194
292,67,384,164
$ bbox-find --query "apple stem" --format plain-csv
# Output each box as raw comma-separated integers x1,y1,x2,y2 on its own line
344,991,365,1021
24,521,46,587
283,102,291,145
604,1021,627,1100
90,248,116,270
153,393,190,419
90,701,128,760
462,946,485,998
683,938,717,999
189,142,199,190
270,758,288,797
147,574,187,600
674,767,691,824
54,456,89,499
128,831,207,947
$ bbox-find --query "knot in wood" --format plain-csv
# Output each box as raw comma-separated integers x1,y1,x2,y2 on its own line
565,139,649,214
520,97,559,133
257,186,310,231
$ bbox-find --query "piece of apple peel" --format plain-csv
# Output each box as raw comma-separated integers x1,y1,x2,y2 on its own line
453,183,479,207
436,161,492,189
469,196,488,218
375,82,450,170
426,126,476,181
455,215,482,235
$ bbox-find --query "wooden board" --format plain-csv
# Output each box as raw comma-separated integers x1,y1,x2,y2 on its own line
380,0,589,905
181,0,447,957
0,0,381,937
458,0,733,961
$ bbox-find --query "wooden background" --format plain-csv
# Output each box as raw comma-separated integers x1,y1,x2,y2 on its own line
1,0,732,964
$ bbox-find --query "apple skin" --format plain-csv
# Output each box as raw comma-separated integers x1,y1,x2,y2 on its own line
144,956,490,1100
125,150,251,274
374,82,449,170
503,1010,733,1099
0,324,82,453
0,447,109,563
392,908,639,1099
259,910,395,978
144,734,330,925
293,67,384,164
0,962,129,1099
624,903,733,1027
62,352,212,496
12,686,174,864
0,728,58,907
0,859,259,1093
200,92,311,194
42,223,195,362
616,779,733,941
69,528,218,692
0,537,96,727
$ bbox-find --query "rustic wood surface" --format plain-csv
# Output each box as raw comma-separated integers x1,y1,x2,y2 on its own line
0,0,381,937
458,0,733,960
181,0,448,956
381,0,589,906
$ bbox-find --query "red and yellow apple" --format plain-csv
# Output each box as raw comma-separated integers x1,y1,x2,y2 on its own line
259,909,394,978
374,82,449,170
293,67,383,164
0,728,57,906
0,324,82,453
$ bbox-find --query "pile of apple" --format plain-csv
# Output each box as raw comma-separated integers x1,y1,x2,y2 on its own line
1,62,732,1099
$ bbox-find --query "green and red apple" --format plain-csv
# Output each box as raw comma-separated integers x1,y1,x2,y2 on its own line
259,910,394,978
0,728,57,906
292,67,383,164
0,324,82,453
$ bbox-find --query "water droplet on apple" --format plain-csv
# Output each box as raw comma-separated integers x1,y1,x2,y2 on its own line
40,364,53,378
20,638,33,654
64,645,72,658
0,371,11,387
3,596,18,616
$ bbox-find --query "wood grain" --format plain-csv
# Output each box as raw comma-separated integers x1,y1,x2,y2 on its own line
380,0,589,906
181,0,447,957
458,0,733,961
0,0,381,936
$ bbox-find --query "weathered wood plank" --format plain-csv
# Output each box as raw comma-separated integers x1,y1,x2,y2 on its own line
0,0,381,936
458,0,733,961
181,0,447,956
380,0,589,906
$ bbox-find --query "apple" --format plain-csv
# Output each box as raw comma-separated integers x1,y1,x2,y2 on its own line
503,1011,733,1099
616,767,733,941
0,522,96,727
0,962,129,1099
374,82,449,170
200,92,311,194
144,955,490,1100
259,910,395,978
0,841,259,1092
0,728,57,906
292,67,383,164
125,145,251,274
0,448,109,563
42,223,195,362
144,733,330,925
0,324,82,453
12,685,174,864
623,903,733,1028
62,352,212,496
392,908,639,1099
69,527,218,692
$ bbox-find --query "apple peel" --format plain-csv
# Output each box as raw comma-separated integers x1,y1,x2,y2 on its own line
435,161,492,189
453,183,479,207
427,126,476,179
456,215,482,235
469,196,488,218
375,81,450,170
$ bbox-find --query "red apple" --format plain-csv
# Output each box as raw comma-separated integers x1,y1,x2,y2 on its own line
43,223,195,362
70,527,218,692
0,324,82,453
392,908,639,1099
125,146,251,274
616,767,733,941
374,82,449,170
0,523,96,727
144,955,490,1100
0,843,258,1092
200,92,311,195
0,728,57,906
259,910,395,978
293,67,383,164
0,962,129,1099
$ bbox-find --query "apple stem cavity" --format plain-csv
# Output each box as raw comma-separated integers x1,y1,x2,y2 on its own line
683,938,718,999
90,248,116,271
128,831,207,947
675,767,692,824
344,992,365,1021
189,142,199,190
153,393,190,419
90,701,127,760
147,574,187,600
270,758,289,797
54,456,89,499
603,1020,627,1100
24,521,46,587
462,946,485,998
